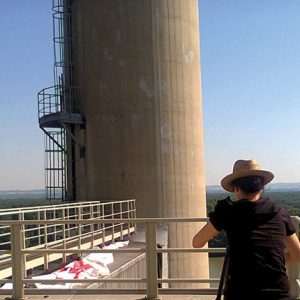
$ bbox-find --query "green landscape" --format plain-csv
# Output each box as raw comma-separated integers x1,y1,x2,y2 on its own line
0,187,299,215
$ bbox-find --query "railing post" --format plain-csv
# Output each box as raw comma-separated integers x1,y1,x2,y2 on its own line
145,222,160,300
62,209,67,263
43,210,49,269
120,202,124,239
78,205,82,247
289,217,300,299
102,204,106,247
11,223,25,300
90,205,94,248
111,203,115,242
20,212,26,278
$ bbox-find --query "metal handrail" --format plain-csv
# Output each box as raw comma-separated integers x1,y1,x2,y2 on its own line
1,216,298,299
38,85,81,119
0,200,136,279
0,217,220,300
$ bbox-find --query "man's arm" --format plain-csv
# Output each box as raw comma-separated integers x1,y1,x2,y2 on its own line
192,221,219,248
285,233,300,264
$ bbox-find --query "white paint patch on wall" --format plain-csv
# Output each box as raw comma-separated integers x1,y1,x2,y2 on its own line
185,50,194,64
104,48,113,61
116,29,122,42
138,79,155,98
158,79,167,90
160,123,172,140
190,183,195,192
119,60,126,66
131,113,140,131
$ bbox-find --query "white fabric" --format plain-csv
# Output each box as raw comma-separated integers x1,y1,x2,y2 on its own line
35,283,74,289
32,273,57,280
31,241,129,289
115,241,129,248
85,252,114,265
82,258,110,276
54,270,76,279
1,283,13,289
32,272,75,289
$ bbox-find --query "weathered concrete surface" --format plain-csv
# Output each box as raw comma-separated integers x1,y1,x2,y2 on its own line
70,0,207,287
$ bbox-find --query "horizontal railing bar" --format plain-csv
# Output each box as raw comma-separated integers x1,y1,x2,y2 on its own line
0,217,208,225
0,200,135,215
158,278,220,283
22,278,219,284
22,248,145,254
292,216,300,224
0,288,219,296
4,289,148,295
23,278,147,284
157,248,225,253
159,288,218,295
0,201,100,212
20,245,219,252
21,247,222,255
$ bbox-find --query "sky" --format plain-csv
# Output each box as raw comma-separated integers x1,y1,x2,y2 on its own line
0,1,300,190
199,0,300,185
0,1,52,190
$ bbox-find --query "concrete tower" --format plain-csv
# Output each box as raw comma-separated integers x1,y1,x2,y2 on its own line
68,0,208,285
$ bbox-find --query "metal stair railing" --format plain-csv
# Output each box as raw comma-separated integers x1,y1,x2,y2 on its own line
38,0,83,202
44,129,66,201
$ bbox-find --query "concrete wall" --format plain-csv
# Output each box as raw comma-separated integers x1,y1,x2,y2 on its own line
70,0,208,286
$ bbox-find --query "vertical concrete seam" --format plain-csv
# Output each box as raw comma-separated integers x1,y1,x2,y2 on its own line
167,0,179,278
151,0,165,218
178,0,189,280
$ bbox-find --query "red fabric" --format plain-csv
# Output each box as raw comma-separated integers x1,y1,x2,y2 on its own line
60,260,93,278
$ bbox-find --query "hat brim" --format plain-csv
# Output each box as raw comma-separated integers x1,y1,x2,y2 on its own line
221,170,274,192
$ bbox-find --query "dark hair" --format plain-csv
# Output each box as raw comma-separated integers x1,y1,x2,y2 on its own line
232,176,264,194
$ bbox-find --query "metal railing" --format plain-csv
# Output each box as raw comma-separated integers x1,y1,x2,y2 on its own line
0,200,136,279
0,217,221,300
38,0,84,203
0,215,299,300
38,85,81,120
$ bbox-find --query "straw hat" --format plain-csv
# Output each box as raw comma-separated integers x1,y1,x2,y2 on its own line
221,159,274,192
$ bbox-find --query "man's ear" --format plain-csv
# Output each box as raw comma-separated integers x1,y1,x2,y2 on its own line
233,186,239,192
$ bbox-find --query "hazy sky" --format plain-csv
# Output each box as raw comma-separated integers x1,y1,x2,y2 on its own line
0,1,300,190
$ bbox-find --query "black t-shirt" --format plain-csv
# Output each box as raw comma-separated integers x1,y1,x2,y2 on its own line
209,197,295,300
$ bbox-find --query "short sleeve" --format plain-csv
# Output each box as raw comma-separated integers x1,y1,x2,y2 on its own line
208,198,231,231
280,208,296,236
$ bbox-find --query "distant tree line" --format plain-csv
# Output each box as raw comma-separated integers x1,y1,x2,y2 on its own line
0,198,60,209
